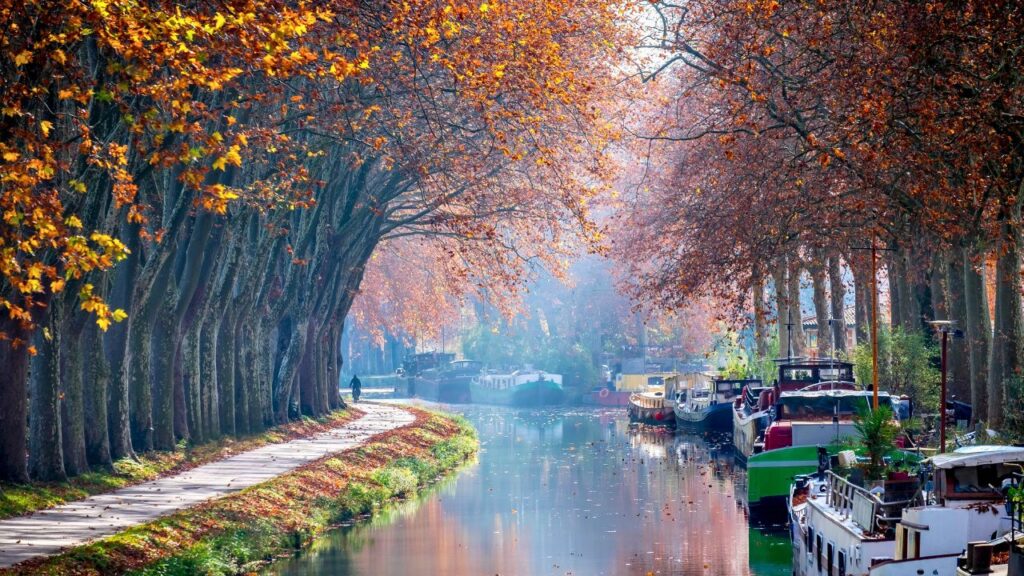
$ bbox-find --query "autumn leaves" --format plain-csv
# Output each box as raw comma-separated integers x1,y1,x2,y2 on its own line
0,0,628,482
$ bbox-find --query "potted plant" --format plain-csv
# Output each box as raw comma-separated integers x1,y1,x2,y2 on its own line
854,405,900,483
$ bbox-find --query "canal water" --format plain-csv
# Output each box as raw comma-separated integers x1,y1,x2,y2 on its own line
266,405,791,576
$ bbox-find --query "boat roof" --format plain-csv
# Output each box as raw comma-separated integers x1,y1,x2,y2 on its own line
773,356,853,367
928,445,1024,469
780,389,888,399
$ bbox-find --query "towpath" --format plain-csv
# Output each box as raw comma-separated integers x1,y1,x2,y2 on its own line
0,402,414,568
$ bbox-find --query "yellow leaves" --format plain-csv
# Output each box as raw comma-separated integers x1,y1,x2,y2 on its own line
14,50,32,66
212,145,242,171
3,151,19,162
65,215,83,228
79,284,126,331
479,2,491,13
50,278,66,293
358,58,370,70
40,120,53,137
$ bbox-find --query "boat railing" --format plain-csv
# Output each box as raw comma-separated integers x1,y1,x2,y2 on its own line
825,471,922,536
630,393,665,409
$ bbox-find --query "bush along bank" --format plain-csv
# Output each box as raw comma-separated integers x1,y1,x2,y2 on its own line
0,408,477,576
0,408,364,521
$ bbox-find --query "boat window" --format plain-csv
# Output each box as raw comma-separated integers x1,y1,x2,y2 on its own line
826,542,834,576
779,395,870,419
837,550,847,576
784,368,816,382
647,376,664,386
816,534,823,571
806,526,814,552
947,465,1003,497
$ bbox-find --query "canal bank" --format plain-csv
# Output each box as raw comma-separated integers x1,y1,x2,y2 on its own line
0,406,476,576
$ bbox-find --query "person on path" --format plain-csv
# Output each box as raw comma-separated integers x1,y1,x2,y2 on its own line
349,374,362,403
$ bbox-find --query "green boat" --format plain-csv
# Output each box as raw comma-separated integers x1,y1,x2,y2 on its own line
469,370,564,406
745,389,900,516
747,445,824,515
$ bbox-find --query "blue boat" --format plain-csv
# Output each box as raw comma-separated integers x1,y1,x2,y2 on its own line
674,378,760,433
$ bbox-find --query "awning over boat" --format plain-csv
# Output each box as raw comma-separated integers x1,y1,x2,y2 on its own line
928,445,1024,469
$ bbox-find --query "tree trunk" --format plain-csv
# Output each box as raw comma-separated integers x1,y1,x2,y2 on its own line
788,257,807,356
61,323,89,477
852,260,870,347
752,272,769,358
888,255,903,331
151,298,178,450
274,319,309,423
810,255,830,357
945,250,971,406
84,322,112,467
201,313,222,439
772,260,790,359
180,320,204,445
0,321,31,482
29,305,66,481
963,245,991,421
828,254,848,355
988,210,1023,428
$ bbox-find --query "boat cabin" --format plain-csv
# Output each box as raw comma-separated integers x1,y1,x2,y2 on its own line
764,391,897,451
401,352,455,376
443,359,484,377
775,357,855,392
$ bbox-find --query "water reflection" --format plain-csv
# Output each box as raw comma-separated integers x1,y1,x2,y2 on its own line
266,405,791,576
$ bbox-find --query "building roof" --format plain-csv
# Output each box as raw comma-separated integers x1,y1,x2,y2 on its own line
803,306,857,329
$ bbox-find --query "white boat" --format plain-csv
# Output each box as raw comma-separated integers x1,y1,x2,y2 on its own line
790,445,1024,576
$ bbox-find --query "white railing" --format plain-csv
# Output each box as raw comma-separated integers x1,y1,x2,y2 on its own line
825,471,922,535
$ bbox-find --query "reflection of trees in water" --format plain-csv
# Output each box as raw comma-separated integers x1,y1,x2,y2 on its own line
270,406,794,576
629,427,673,460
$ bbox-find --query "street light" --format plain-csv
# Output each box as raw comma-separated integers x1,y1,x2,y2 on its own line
929,320,955,453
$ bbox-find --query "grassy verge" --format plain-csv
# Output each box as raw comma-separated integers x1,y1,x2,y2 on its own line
1,407,477,576
0,408,364,520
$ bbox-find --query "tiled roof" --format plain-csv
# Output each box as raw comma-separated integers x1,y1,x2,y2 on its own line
802,306,857,328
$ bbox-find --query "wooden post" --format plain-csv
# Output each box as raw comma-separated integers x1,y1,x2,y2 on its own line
871,241,879,409
940,329,948,453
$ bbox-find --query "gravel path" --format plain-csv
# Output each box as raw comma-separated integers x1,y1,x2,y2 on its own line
0,402,414,568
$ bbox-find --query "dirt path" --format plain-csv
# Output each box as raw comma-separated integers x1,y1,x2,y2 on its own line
0,402,414,568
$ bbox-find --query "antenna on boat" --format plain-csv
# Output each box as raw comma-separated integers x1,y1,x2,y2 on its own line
786,307,794,361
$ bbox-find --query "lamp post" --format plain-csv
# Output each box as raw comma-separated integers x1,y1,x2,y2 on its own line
929,320,955,453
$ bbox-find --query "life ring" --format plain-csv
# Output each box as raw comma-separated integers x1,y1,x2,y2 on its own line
599,388,610,399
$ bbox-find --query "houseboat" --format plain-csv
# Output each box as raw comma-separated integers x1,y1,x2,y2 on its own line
733,357,858,461
469,369,564,406
746,389,898,515
676,377,760,433
789,445,1024,576
413,358,481,403
627,381,675,427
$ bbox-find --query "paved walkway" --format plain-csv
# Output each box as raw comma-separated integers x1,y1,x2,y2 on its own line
0,402,415,568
